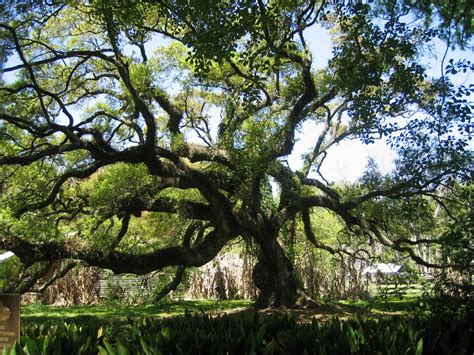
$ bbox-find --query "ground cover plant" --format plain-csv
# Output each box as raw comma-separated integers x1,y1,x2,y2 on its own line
4,308,473,354
12,294,470,354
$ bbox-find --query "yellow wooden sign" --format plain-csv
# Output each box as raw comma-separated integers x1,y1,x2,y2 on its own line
0,294,20,352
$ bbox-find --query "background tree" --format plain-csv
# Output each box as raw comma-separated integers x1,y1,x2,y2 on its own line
0,0,471,307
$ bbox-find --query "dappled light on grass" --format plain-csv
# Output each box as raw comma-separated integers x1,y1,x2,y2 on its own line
21,300,251,326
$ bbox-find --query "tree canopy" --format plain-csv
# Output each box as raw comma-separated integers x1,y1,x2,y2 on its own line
0,0,472,307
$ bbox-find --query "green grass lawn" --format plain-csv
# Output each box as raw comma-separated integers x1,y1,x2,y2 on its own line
20,294,427,329
337,282,429,315
20,282,429,327
338,294,423,315
21,299,251,327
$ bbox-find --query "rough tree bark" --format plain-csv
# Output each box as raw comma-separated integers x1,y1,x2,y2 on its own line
244,218,311,308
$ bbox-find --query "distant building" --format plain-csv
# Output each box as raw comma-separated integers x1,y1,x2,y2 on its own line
362,263,402,275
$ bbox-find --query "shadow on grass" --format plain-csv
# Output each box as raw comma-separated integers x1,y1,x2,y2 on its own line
21,297,426,329
338,295,422,315
21,299,251,327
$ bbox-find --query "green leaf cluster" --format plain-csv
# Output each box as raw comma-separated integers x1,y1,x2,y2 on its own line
4,312,473,354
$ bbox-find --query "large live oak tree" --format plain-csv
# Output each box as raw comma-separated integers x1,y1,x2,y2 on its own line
0,0,471,307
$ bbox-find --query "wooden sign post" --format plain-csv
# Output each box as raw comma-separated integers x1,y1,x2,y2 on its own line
0,294,20,352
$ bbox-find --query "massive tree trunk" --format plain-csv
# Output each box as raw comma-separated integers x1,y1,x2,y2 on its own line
251,227,311,308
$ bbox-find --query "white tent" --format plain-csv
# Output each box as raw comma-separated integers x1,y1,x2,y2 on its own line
0,251,14,262
362,263,401,274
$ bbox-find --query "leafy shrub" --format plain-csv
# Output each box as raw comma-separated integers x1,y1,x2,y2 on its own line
0,254,21,292
3,313,472,354
103,280,125,305
418,271,473,320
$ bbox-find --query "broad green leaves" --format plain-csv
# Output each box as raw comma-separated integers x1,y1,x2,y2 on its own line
6,313,472,354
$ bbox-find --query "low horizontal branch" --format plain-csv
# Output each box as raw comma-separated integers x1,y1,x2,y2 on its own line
0,228,237,275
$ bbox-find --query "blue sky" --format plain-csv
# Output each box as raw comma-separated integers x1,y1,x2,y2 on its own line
287,23,473,183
